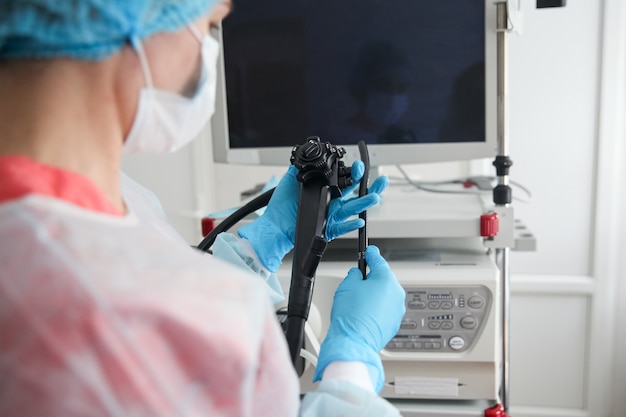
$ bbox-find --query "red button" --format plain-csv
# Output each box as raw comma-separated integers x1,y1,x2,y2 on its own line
484,404,507,417
480,212,499,237
201,217,216,237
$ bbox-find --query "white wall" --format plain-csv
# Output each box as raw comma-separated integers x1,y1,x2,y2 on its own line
121,0,625,415
611,199,626,417
612,120,626,417
508,1,600,277
507,2,600,414
607,7,626,416
505,1,625,416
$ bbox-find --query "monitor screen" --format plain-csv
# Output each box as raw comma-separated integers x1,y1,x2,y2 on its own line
211,0,497,166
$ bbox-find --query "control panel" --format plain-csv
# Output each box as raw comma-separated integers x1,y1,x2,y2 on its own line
291,240,502,400
385,286,492,353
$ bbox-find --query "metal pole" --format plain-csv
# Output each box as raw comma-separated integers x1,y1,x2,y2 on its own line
497,2,510,158
495,1,512,414
498,246,511,413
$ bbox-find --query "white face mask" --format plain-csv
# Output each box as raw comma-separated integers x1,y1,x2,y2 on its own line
124,27,219,154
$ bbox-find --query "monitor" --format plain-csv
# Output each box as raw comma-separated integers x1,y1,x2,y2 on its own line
211,0,498,167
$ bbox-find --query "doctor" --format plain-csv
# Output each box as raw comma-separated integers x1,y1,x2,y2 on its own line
0,1,406,416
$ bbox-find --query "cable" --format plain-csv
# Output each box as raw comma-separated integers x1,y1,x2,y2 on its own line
391,165,532,203
509,179,532,200
395,165,483,196
196,187,275,253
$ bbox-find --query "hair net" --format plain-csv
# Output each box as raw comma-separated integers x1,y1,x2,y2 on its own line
0,0,218,61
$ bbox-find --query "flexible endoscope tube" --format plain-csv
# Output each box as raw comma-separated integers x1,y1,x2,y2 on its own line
286,178,329,374
196,188,275,252
357,141,370,278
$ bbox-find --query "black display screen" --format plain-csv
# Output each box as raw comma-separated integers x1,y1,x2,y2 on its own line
221,0,486,148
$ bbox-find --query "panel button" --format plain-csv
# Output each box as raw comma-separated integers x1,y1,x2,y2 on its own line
428,301,441,309
424,342,434,349
401,321,418,329
408,301,427,309
440,301,453,310
441,321,454,330
405,341,423,349
468,296,485,309
428,321,441,329
386,340,404,349
432,342,442,349
460,316,478,329
449,336,466,350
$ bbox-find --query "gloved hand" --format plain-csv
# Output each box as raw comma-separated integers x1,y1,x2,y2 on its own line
313,246,406,393
238,160,388,272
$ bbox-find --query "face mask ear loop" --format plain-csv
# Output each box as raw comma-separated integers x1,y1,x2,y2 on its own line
187,24,203,43
130,35,154,89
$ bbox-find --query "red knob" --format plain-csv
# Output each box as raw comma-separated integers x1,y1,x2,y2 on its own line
480,212,499,237
201,217,216,237
484,404,507,417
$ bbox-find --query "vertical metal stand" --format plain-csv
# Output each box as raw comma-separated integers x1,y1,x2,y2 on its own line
495,1,512,415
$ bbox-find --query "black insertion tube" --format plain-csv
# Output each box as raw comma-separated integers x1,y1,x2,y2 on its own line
286,179,328,374
357,141,370,278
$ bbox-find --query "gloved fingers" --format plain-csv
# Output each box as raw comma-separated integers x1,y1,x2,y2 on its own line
364,245,391,277
368,175,389,196
268,164,300,203
340,172,388,203
339,160,365,196
281,165,299,186
240,163,302,271
343,266,365,283
350,160,365,183
326,218,365,240
364,247,406,316
333,193,380,221
287,164,299,176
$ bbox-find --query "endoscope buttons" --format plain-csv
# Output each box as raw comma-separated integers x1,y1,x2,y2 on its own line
460,316,478,329
449,336,465,350
468,296,485,309
428,301,440,309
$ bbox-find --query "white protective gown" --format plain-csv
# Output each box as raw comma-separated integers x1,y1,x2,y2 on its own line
0,167,400,417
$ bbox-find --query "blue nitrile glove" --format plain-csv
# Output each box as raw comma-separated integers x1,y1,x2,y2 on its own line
313,245,406,393
326,161,388,239
238,161,388,272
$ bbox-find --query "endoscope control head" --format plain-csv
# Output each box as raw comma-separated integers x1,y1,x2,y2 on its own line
290,136,352,198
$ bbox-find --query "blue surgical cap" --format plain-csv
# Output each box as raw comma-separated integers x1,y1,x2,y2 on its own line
0,0,218,61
